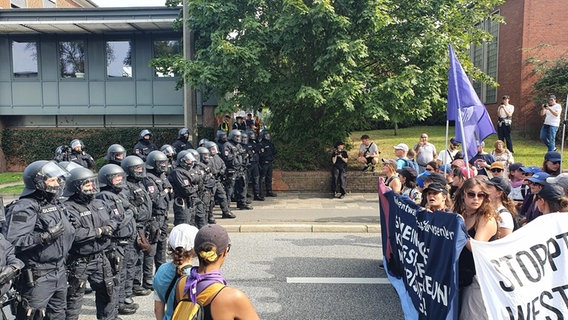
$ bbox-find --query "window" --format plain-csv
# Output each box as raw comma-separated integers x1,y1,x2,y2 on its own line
59,41,86,78
471,14,499,104
12,40,38,78
106,40,132,78
153,39,181,77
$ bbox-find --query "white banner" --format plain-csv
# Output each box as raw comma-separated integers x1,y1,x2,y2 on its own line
471,212,568,319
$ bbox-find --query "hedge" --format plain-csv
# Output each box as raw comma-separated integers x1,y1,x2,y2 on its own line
1,126,215,169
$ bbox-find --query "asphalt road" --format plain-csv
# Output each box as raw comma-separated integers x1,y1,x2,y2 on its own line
75,232,404,320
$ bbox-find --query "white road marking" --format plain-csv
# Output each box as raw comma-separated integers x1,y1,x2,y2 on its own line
286,277,390,284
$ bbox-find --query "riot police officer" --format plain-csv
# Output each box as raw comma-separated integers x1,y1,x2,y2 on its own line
96,164,138,315
121,156,154,296
171,128,194,155
196,147,218,224
3,160,75,320
145,151,172,271
259,130,277,197
133,129,158,161
204,142,235,219
105,144,127,166
222,130,253,210
168,151,205,227
68,139,95,170
215,130,228,153
63,167,118,320
245,130,263,201
0,233,24,300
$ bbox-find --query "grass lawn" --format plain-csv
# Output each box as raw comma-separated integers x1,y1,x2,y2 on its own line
0,172,23,185
348,125,558,169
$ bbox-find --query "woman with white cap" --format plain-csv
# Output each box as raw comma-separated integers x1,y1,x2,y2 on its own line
153,224,199,320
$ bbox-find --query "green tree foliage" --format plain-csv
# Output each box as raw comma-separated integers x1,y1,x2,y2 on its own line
532,54,568,107
155,0,503,169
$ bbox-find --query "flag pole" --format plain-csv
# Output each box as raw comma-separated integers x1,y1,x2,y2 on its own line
445,120,449,161
561,94,568,170
457,109,471,178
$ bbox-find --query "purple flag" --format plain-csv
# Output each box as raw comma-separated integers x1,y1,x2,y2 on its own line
447,44,496,160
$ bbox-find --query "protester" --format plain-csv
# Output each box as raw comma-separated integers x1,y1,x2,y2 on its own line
519,172,549,225
153,224,199,320
542,151,562,176
484,177,517,238
507,162,527,208
469,141,495,176
539,94,562,152
438,138,460,165
546,173,568,194
535,183,568,214
182,225,260,320
490,140,514,169
413,133,437,173
423,183,452,212
453,178,499,320
382,159,401,194
357,134,380,172
331,142,348,199
392,143,410,170
488,162,505,178
398,167,420,204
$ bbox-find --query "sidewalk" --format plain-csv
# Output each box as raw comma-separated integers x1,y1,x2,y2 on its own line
0,184,381,233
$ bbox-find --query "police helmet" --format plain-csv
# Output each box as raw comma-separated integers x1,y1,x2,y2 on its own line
55,145,71,157
178,128,189,138
228,129,242,143
160,144,176,158
63,167,99,197
146,150,169,173
177,150,196,169
105,144,127,162
58,161,83,177
98,164,126,189
196,147,210,163
187,149,200,163
241,131,249,144
204,141,218,156
140,129,152,138
70,139,84,150
260,130,271,141
22,160,69,197
121,155,146,180
216,130,227,141
198,138,209,147
247,130,257,140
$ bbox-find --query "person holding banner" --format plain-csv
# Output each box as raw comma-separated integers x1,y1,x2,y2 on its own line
535,183,568,214
423,183,452,212
453,179,499,320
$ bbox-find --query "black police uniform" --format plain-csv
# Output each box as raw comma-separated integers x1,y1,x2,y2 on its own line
96,188,137,314
208,154,233,217
145,169,172,270
133,139,158,162
168,164,203,227
65,196,118,320
3,195,74,320
0,233,24,297
244,138,262,200
222,141,249,209
68,150,95,170
259,138,277,197
171,137,194,155
195,162,217,224
123,178,155,291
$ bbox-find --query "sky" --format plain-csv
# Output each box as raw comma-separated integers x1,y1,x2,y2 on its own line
92,0,167,7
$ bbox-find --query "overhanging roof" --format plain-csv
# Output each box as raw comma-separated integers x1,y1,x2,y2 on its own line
0,7,181,34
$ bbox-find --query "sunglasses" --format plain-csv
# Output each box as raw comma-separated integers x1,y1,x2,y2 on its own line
490,168,503,173
466,191,487,199
425,168,433,172
551,161,561,165
522,172,533,176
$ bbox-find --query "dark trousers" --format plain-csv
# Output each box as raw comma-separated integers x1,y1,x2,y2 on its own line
260,162,274,195
16,266,67,320
153,215,168,270
497,123,514,152
124,243,136,298
225,171,247,206
248,162,261,197
66,253,116,320
332,167,347,195
213,181,231,214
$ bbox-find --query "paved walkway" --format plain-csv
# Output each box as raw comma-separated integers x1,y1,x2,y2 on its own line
1,182,381,233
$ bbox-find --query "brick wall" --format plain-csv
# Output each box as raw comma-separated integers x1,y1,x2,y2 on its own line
272,170,379,193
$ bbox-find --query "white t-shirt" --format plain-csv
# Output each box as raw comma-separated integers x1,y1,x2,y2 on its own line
359,142,379,156
439,148,458,165
544,103,562,127
497,205,514,231
498,104,514,118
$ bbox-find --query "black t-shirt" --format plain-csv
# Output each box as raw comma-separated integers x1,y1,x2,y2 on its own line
332,150,348,170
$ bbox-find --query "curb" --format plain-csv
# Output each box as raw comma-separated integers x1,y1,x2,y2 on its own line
221,224,381,233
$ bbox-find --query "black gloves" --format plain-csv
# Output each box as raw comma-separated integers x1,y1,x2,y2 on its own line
40,220,65,245
96,225,114,238
0,266,17,285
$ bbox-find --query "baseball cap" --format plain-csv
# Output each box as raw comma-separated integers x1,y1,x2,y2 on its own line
489,162,504,170
450,138,459,146
423,172,447,186
396,167,417,179
382,159,397,167
509,162,524,171
537,183,564,201
169,224,199,251
440,164,452,174
477,141,485,147
460,167,476,178
545,151,562,162
527,172,551,184
423,183,448,195
521,166,541,174
454,152,464,160
549,94,556,100
194,224,231,256
392,143,409,152
484,177,511,194
416,172,431,188
546,173,568,186
452,159,466,168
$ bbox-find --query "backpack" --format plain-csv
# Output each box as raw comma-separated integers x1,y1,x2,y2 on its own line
172,275,226,320
400,158,419,172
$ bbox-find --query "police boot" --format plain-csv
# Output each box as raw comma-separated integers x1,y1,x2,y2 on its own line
208,214,217,224
118,305,137,315
254,195,265,201
222,211,236,219
133,286,152,296
237,203,253,210
266,192,277,197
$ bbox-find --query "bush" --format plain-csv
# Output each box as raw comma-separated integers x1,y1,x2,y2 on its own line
1,126,214,169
